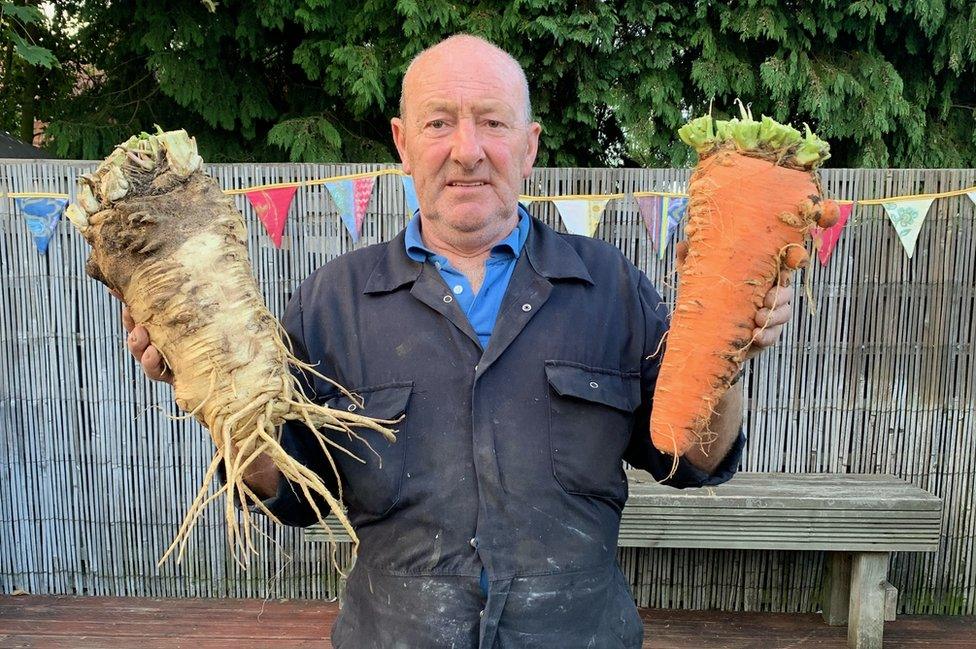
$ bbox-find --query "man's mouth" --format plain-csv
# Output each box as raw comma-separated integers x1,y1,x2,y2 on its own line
447,181,488,187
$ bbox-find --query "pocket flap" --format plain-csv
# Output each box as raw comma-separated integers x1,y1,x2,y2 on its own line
324,382,413,419
544,361,641,412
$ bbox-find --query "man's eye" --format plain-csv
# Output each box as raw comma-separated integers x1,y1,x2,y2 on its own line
428,120,446,129
486,120,503,128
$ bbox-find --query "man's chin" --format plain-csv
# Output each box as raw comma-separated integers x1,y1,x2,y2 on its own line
427,205,515,234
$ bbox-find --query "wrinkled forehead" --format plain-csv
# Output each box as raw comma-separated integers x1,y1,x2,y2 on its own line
402,46,527,119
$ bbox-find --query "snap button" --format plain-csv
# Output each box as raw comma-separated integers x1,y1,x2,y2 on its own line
521,303,531,312
589,381,599,389
479,609,485,618
347,403,357,412
469,537,478,549
453,285,463,294
443,295,453,303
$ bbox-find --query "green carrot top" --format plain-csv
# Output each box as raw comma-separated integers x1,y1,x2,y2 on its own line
678,102,830,169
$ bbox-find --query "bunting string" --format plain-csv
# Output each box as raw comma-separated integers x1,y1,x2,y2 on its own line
1,175,973,205
2,165,974,261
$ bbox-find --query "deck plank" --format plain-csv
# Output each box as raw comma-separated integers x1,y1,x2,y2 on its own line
1,596,973,648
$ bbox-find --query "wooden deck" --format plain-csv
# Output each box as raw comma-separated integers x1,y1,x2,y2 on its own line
1,596,973,648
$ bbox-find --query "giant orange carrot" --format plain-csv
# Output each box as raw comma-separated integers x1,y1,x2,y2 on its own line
650,107,838,458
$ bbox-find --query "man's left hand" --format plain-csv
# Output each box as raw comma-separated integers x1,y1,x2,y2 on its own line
746,270,794,360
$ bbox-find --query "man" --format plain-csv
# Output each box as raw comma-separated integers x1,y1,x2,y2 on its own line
124,34,793,649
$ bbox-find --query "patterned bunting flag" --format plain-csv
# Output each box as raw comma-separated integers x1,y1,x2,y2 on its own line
882,198,934,258
968,191,976,208
634,195,688,258
401,175,420,216
552,199,609,237
15,197,67,254
326,177,376,243
813,202,854,266
245,186,298,248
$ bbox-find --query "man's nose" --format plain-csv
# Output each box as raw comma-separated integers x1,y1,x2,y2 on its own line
450,119,485,170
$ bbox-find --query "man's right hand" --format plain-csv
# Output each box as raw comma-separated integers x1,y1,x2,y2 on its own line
115,292,173,385
114,293,281,499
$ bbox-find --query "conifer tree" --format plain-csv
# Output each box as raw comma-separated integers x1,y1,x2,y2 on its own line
10,0,974,167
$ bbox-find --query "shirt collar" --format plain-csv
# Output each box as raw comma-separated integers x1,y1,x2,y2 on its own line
404,204,531,264
364,208,592,295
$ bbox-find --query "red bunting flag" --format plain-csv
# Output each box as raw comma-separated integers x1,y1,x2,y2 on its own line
245,186,298,248
813,202,854,266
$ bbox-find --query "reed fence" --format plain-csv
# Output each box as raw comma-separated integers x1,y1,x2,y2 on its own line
1,160,973,614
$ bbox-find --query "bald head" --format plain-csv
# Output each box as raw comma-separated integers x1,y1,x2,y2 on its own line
399,34,532,123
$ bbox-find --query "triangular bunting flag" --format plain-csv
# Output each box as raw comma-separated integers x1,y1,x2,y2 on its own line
16,197,67,254
245,186,298,248
967,191,976,207
552,199,609,237
401,175,420,216
635,195,688,258
326,177,376,243
882,199,934,258
814,202,854,266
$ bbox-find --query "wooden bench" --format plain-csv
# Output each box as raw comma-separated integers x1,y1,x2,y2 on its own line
306,471,942,649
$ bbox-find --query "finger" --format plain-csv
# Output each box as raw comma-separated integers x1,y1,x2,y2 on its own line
751,324,784,349
778,270,791,287
756,303,792,328
121,305,135,333
764,285,793,309
126,324,150,359
141,345,172,384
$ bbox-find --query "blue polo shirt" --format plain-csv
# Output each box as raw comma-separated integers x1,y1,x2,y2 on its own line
405,205,531,348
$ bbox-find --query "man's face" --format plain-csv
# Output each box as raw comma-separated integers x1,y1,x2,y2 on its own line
391,40,541,236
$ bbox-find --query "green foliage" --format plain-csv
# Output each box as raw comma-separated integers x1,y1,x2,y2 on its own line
6,0,974,167
2,3,57,68
267,115,342,162
0,2,67,143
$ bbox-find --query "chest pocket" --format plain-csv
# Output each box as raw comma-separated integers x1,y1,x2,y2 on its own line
545,361,641,503
323,382,412,519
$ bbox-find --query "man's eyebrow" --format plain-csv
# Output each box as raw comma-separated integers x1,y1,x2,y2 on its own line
417,100,516,116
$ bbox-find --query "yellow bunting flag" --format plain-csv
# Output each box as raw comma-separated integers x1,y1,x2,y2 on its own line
882,199,935,258
552,199,610,237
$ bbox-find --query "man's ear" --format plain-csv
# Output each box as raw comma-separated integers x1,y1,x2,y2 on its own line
391,117,412,175
522,121,542,178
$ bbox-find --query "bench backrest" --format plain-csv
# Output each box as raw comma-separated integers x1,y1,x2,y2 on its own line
620,471,942,552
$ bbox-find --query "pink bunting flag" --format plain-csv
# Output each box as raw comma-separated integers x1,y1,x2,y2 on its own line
634,195,688,258
326,177,376,243
245,186,298,248
813,202,854,266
